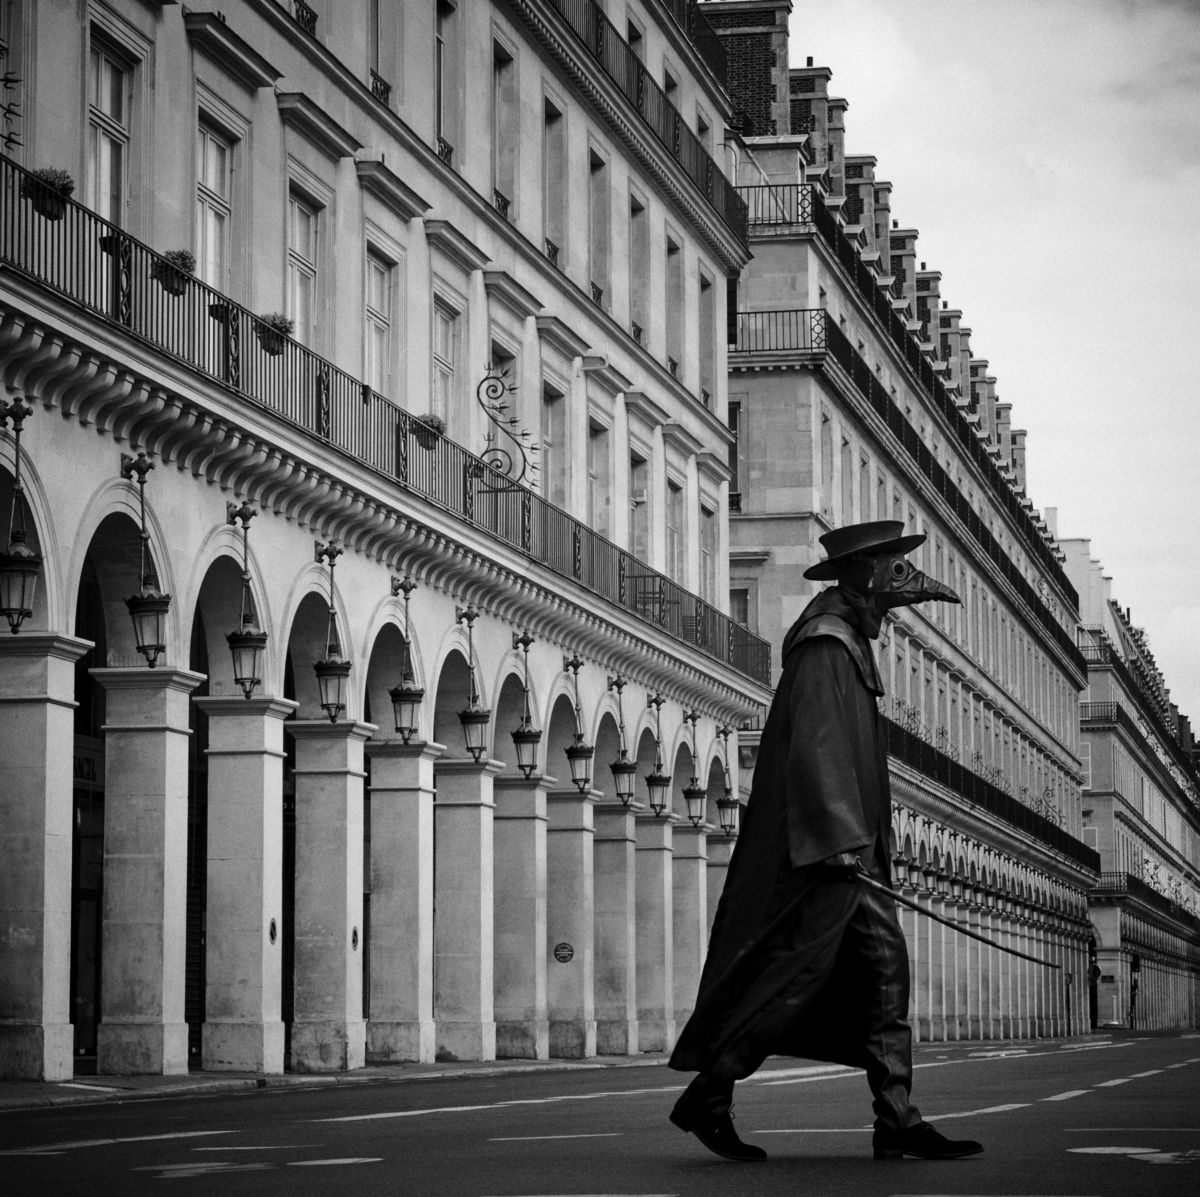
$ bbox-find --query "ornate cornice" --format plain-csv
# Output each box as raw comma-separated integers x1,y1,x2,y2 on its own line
277,91,362,160
0,294,768,719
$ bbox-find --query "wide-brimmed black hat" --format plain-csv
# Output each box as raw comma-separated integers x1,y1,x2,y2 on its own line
803,520,926,581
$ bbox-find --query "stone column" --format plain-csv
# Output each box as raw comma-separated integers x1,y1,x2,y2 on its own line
493,773,550,1059
196,696,296,1074
289,719,375,1072
705,832,736,938
966,892,983,1039
433,757,502,1062
0,634,90,1080
915,874,936,1041
593,799,641,1056
364,739,443,1064
635,812,675,1052
546,786,597,1058
92,667,204,1075
672,822,709,1030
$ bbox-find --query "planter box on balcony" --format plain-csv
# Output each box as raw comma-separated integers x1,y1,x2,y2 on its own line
255,325,287,357
151,260,191,297
412,421,442,450
22,180,68,221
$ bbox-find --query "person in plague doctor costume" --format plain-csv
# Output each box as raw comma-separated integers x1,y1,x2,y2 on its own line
668,521,985,1163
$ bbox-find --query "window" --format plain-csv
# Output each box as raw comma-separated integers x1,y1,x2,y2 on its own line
587,420,611,538
492,41,516,214
369,0,380,74
435,1,458,156
665,236,683,376
196,124,232,288
287,193,318,347
87,40,130,224
630,453,649,562
540,383,567,508
627,18,643,60
588,149,610,308
629,194,648,341
365,250,392,395
699,505,718,603
432,302,458,422
730,587,750,627
820,412,833,515
666,480,685,583
727,400,742,504
860,456,871,521
543,99,565,261
698,273,715,406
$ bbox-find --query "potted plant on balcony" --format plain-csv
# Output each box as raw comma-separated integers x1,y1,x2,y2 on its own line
411,412,446,449
254,311,293,357
21,167,74,221
151,249,195,298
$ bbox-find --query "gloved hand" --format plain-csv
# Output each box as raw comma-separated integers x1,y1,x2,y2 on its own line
818,851,861,880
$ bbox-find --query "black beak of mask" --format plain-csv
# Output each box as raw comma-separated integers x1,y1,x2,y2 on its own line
838,552,961,640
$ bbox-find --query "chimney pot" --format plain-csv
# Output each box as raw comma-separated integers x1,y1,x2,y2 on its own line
920,261,926,269
942,300,948,309
892,219,898,228
807,56,813,66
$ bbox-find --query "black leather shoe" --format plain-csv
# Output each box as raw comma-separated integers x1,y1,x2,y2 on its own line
670,1091,767,1162
873,1121,983,1160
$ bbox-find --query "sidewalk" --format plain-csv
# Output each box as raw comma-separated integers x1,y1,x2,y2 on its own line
0,1054,674,1114
0,1030,1138,1115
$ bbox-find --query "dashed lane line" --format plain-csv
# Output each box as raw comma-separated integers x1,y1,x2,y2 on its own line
1129,1069,1165,1077
489,1133,623,1141
1042,1090,1089,1101
1094,1078,1133,1087
0,1131,238,1156
923,1102,1031,1119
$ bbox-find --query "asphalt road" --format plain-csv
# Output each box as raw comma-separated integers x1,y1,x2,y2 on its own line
2,1033,1198,1196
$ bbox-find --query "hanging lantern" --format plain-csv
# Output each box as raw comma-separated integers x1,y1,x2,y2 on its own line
314,539,350,722
121,451,171,667
390,679,425,742
0,399,41,634
716,791,740,836
646,768,671,816
509,630,541,777
225,501,267,699
566,737,594,792
682,781,707,826
610,752,638,804
455,605,491,761
389,574,423,741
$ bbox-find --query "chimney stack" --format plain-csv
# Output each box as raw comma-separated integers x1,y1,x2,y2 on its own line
703,1,792,137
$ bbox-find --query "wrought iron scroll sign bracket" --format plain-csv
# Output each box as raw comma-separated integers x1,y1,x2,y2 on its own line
476,362,539,489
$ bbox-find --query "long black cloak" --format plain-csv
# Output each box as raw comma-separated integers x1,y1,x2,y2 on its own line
670,587,893,1073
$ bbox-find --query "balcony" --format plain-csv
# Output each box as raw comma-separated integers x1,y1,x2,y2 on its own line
1092,872,1199,931
546,0,747,247
0,154,771,685
292,0,317,37
657,0,728,87
731,306,1086,675
885,718,1099,872
369,70,391,105
736,182,1079,614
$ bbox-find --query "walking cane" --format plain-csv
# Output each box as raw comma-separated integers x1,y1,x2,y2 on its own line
855,861,1060,969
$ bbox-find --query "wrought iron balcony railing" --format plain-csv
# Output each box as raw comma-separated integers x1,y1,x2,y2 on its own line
884,717,1099,872
736,182,1079,616
547,0,747,246
730,305,1085,675
658,0,728,87
0,154,771,685
436,136,454,166
292,0,317,37
370,70,391,105
1092,872,1199,929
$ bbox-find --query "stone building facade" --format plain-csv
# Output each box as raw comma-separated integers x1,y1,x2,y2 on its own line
1059,538,1200,1029
0,0,772,1081
713,0,1099,1041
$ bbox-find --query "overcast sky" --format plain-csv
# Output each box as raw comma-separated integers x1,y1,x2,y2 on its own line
788,0,1200,720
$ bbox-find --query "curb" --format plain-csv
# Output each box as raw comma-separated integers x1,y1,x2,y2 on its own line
0,1056,673,1114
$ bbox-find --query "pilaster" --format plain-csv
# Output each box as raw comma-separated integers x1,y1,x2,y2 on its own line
671,822,709,1030
593,799,640,1056
635,812,675,1052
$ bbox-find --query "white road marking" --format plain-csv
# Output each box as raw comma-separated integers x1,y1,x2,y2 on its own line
759,1066,860,1086
1065,1128,1200,1131
968,1049,1028,1058
312,1085,686,1123
193,1145,321,1151
753,1064,858,1082
1135,1150,1200,1164
55,1082,127,1093
926,1102,1031,1119
1129,1069,1165,1077
133,1162,272,1176
1043,1090,1089,1101
490,1133,623,1141
287,1158,382,1166
1094,1078,1132,1087
751,1128,872,1133
0,1131,237,1156
1068,1146,1159,1154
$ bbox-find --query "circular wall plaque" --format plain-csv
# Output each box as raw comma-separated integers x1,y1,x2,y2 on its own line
553,942,574,963
268,918,277,945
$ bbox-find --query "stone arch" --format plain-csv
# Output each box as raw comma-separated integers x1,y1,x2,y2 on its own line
670,739,696,819
0,456,53,632
189,552,257,697
432,649,478,760
494,670,532,776
363,621,411,739
634,725,660,809
283,589,350,721
357,592,428,726
704,752,726,826
544,692,581,790
593,711,623,802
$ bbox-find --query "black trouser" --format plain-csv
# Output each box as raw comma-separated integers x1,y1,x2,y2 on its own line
692,850,921,1133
